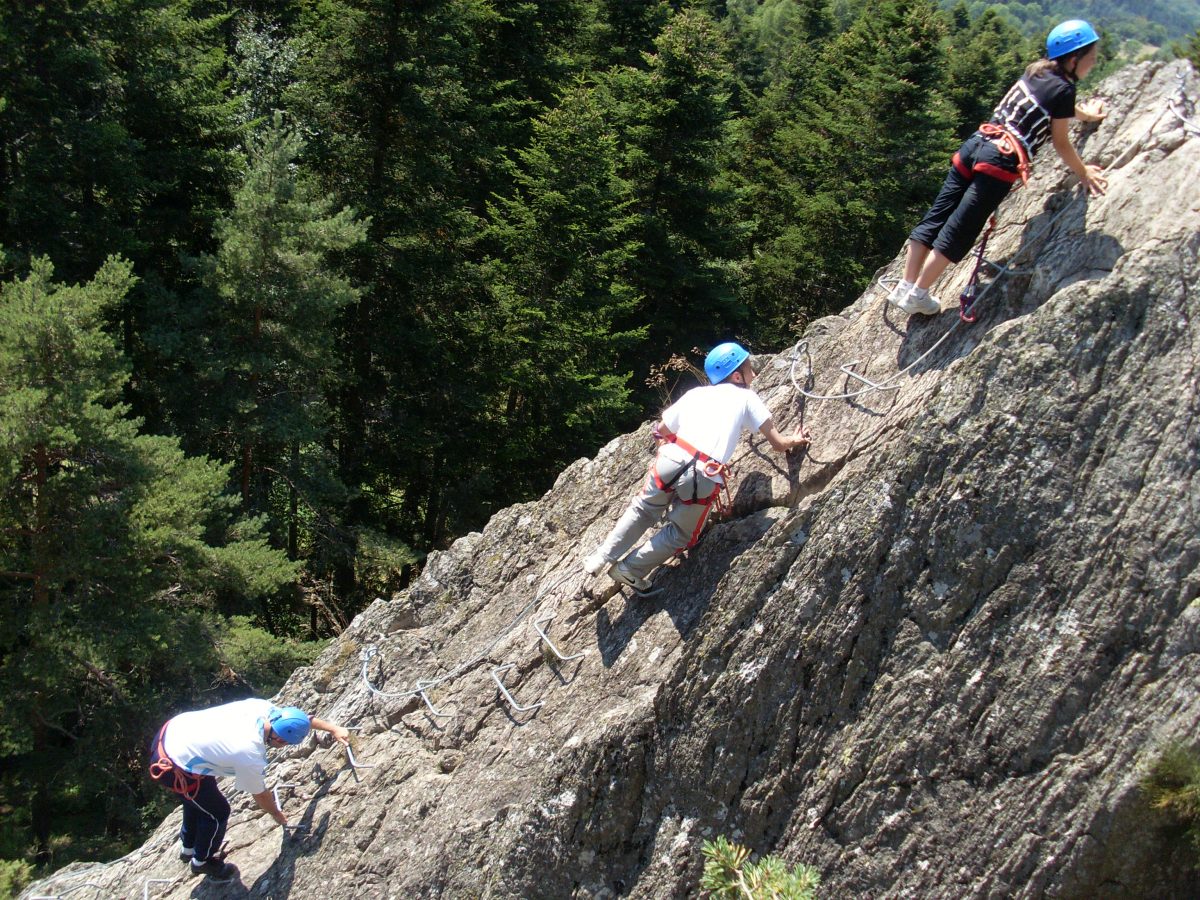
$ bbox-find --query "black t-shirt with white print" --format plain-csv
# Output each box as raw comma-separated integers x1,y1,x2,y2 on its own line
988,70,1076,156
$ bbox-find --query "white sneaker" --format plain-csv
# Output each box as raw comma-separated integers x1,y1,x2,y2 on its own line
583,551,610,576
886,280,916,313
609,562,652,592
907,288,941,315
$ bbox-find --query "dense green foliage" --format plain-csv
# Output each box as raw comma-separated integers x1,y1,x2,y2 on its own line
0,0,1166,881
1178,28,1200,67
0,255,299,871
936,0,1200,43
701,835,821,898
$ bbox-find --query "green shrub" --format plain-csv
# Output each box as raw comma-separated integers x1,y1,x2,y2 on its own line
0,858,33,900
218,615,325,697
1142,741,1200,860
700,835,820,899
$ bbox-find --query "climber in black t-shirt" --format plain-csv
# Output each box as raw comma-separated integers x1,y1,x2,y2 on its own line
889,19,1109,316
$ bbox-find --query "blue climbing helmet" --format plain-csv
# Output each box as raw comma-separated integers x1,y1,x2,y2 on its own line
704,342,750,385
1046,19,1098,60
268,706,311,744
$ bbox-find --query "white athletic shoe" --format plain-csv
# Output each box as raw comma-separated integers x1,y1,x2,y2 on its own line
886,280,916,313
906,288,942,315
583,551,610,576
609,562,653,593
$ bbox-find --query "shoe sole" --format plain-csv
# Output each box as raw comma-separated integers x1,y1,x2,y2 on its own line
627,585,663,598
608,568,656,594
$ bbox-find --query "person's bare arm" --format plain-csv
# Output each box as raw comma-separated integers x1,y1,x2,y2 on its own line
311,717,350,745
1051,118,1107,195
252,788,288,827
759,418,811,452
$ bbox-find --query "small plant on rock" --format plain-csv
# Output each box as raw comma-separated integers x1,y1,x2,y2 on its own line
700,835,820,899
1142,741,1200,861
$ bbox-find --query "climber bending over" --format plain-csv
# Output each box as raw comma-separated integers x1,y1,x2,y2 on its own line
149,699,350,881
890,19,1109,316
584,342,810,593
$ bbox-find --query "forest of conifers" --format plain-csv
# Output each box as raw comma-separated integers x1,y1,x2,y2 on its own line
2,0,1197,890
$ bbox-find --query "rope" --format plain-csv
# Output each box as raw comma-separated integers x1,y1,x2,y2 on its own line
791,74,1194,405
1168,96,1200,134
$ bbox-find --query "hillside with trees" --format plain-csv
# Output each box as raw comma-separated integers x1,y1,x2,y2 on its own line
0,0,1194,892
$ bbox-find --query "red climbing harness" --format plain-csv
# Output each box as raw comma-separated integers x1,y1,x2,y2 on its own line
978,122,1032,185
149,723,203,800
650,434,734,548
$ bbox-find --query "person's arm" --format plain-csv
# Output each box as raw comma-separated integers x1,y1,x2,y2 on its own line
652,420,675,445
758,418,811,453
1051,117,1107,196
311,717,350,746
252,788,288,828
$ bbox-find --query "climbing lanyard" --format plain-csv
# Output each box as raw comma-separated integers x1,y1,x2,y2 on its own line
959,215,998,323
148,724,203,800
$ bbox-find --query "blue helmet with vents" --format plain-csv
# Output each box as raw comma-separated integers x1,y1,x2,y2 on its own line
268,706,311,744
704,342,750,385
1046,20,1098,60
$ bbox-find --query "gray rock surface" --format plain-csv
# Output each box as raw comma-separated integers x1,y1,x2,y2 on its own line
25,60,1200,900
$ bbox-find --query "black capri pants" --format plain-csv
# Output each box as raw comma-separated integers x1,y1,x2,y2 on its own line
909,131,1019,264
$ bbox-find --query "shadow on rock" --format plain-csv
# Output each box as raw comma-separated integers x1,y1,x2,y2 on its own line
237,773,339,900
594,508,782,668
897,194,1124,377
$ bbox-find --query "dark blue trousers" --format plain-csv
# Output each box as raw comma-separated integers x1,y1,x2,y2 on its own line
910,132,1017,263
149,733,231,862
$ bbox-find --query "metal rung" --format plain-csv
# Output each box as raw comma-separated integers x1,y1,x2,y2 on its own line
839,362,900,392
273,781,300,810
532,615,584,661
416,679,454,718
344,743,375,769
491,664,543,712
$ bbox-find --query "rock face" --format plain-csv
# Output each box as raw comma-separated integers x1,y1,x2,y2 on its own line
25,60,1200,900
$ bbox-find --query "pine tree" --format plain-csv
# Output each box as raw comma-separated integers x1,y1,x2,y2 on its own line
723,0,834,92
286,0,589,556
0,255,297,864
188,114,368,594
582,0,671,69
0,0,243,436
476,83,643,499
944,8,1031,139
731,0,955,343
1184,28,1200,69
602,7,741,391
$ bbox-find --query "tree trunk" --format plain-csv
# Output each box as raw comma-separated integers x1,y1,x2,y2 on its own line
31,718,52,865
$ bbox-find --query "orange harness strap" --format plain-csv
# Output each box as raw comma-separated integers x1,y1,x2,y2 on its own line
149,724,202,800
649,436,735,548
978,123,1031,185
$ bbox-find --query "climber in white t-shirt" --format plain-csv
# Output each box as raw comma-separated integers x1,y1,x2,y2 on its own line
583,342,810,593
149,698,350,881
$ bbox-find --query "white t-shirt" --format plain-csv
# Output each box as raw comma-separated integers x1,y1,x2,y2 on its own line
163,698,272,794
661,382,772,464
